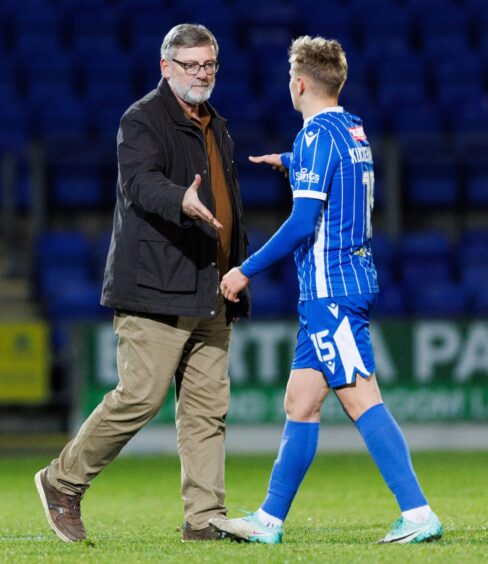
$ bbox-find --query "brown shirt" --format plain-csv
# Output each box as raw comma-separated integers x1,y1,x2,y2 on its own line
191,106,233,276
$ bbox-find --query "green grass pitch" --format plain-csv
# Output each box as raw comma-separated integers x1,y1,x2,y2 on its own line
1,452,487,563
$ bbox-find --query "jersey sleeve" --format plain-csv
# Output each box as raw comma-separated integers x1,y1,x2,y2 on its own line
292,125,340,201
280,152,292,169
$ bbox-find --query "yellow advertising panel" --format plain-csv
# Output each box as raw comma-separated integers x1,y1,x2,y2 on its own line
0,322,50,403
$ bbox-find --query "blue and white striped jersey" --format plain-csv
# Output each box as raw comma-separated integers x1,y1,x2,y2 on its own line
281,107,379,300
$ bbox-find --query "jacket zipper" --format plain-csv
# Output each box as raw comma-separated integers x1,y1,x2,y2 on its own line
184,124,220,295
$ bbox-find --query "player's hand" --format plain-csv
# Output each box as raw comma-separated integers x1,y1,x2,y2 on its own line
220,267,249,303
182,174,223,230
249,154,288,177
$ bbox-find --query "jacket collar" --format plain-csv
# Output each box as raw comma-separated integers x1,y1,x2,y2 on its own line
156,78,226,132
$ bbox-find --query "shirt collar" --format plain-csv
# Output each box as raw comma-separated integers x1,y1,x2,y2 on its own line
304,106,344,125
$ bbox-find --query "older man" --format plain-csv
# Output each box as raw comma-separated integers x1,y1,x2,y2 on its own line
35,24,249,542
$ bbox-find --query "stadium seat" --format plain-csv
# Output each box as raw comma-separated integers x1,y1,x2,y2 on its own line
239,172,285,207
46,279,107,321
246,272,289,319
370,233,395,285
398,231,453,289
390,104,444,137
374,283,406,316
0,103,30,152
36,99,88,140
35,231,91,299
404,151,459,207
407,282,467,316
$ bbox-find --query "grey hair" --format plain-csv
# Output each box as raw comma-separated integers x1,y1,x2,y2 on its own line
160,23,219,60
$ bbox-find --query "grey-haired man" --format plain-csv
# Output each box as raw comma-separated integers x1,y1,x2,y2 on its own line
35,23,249,542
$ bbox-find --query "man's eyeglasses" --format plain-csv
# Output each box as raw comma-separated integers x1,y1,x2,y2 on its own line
172,59,219,76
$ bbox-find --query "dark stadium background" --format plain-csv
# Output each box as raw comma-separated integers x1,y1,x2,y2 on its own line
0,0,487,451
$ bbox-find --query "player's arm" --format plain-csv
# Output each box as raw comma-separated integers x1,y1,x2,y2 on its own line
220,197,323,302
249,153,291,176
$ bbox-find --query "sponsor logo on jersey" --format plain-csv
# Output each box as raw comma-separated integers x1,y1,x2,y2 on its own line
304,130,319,147
348,126,367,141
295,167,320,183
348,146,373,164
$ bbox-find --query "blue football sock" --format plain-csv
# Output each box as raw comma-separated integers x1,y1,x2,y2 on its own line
355,403,427,511
261,420,319,521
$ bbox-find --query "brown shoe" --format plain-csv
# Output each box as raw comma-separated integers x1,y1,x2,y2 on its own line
34,468,86,542
182,522,227,541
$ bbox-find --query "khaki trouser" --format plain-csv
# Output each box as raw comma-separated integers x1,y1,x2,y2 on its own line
47,296,232,529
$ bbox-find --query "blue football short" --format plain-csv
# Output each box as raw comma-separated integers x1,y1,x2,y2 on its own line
291,293,378,388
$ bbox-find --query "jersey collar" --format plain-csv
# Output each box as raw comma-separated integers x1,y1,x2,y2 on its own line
304,106,344,125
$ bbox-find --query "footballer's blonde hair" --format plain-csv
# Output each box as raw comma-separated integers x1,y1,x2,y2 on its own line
288,36,347,97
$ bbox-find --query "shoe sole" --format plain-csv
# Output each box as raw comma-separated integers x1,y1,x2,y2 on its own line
209,525,248,543
34,470,75,543
379,532,442,544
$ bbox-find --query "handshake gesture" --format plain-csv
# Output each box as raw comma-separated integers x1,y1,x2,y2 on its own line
220,267,249,303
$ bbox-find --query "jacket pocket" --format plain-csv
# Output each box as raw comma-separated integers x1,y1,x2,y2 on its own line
137,239,196,293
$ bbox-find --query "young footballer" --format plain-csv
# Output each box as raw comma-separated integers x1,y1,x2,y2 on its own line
210,36,442,545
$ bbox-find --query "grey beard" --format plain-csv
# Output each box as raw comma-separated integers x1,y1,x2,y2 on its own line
168,77,215,104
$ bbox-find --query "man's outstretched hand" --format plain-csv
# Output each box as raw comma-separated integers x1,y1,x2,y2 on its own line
182,174,223,230
249,154,288,177
220,267,249,303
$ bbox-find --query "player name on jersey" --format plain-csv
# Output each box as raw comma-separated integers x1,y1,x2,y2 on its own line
348,146,373,164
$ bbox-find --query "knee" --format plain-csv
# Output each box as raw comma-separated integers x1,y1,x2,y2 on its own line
340,396,381,422
114,387,164,421
284,390,321,422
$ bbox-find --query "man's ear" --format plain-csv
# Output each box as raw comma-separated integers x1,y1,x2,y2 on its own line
297,76,305,96
160,59,170,78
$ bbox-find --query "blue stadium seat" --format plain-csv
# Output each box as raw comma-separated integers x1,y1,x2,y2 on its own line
95,106,123,139
27,81,78,108
36,231,91,267
390,104,444,137
45,138,106,207
437,82,484,110
0,102,29,152
46,279,107,321
239,172,285,207
407,282,467,316
296,1,355,41
35,231,92,300
404,150,459,207
458,230,488,269
14,34,66,60
68,8,120,45
91,231,112,281
246,272,289,319
85,82,133,109
36,99,88,140
51,175,103,209
374,283,406,316
461,263,488,296
467,172,488,206
399,231,453,288
358,7,412,59
371,233,395,285
435,58,482,89
452,101,488,135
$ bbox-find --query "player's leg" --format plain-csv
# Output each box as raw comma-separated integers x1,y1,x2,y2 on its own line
175,296,232,540
258,368,329,524
210,303,330,543
210,368,328,544
36,312,191,542
334,367,442,540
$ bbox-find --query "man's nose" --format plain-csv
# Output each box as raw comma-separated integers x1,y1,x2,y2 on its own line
196,66,208,79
